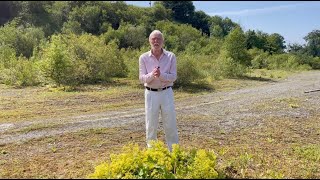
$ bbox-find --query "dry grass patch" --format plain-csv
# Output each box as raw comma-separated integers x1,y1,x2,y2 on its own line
0,84,145,123
177,109,320,178
247,69,295,80
253,97,303,111
0,125,146,179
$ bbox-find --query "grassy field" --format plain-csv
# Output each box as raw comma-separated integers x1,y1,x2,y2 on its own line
1,69,319,178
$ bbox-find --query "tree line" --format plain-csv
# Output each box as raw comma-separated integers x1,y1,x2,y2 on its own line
0,1,319,87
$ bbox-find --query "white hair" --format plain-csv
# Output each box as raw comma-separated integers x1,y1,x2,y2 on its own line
149,30,164,41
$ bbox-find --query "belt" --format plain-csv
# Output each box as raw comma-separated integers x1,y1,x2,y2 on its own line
146,86,172,91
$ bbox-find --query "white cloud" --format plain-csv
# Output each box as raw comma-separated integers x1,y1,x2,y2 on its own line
208,3,309,17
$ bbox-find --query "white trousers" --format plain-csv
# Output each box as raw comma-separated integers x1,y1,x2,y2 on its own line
145,87,179,151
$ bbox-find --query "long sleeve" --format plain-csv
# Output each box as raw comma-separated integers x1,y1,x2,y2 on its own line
139,55,155,84
158,54,177,83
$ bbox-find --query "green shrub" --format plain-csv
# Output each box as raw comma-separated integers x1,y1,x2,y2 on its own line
102,23,147,49
251,52,269,69
122,45,149,80
265,54,311,70
37,33,127,86
88,141,220,179
248,48,269,69
201,37,223,56
213,50,249,79
266,54,289,70
0,54,41,86
310,57,320,69
38,34,76,86
0,18,45,58
0,45,16,69
175,53,204,86
0,44,42,86
288,53,316,70
62,20,83,35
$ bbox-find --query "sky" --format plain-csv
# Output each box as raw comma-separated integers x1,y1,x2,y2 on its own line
125,1,320,46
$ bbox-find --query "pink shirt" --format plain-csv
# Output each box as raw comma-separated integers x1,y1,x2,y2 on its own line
139,49,177,89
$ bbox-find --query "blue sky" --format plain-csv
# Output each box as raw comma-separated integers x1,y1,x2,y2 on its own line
125,1,320,46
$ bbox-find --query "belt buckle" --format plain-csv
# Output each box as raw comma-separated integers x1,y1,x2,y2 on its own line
157,88,163,91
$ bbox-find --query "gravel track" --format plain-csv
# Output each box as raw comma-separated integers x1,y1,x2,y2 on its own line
1,70,320,145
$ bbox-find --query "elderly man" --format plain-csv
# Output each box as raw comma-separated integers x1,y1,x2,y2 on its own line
139,30,179,151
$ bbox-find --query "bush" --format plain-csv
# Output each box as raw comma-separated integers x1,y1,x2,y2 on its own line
0,19,45,58
212,50,249,79
251,52,269,69
309,57,320,69
287,53,315,70
175,53,204,86
38,34,76,86
88,141,220,179
122,45,149,80
266,54,289,70
0,45,16,69
201,37,223,56
248,48,269,69
102,23,147,49
37,33,127,86
0,55,41,86
265,54,311,70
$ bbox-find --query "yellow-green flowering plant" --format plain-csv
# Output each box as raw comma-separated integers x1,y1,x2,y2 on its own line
88,141,220,179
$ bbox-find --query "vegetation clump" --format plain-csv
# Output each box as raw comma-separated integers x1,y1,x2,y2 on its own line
88,141,222,179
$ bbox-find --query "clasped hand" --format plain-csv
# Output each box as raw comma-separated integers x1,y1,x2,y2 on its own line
152,66,160,78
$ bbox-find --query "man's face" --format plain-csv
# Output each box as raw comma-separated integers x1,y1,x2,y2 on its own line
149,34,163,50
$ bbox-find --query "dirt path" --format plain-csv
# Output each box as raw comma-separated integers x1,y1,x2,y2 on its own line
1,70,320,145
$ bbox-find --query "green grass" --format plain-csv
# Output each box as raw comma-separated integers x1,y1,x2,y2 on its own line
293,145,320,162
247,68,295,80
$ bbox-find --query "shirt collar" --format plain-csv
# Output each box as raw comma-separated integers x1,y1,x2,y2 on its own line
148,48,168,57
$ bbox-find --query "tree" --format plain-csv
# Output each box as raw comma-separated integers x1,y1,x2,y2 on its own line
223,26,251,66
100,1,129,30
160,1,195,24
210,25,224,39
287,43,306,54
255,30,269,52
155,20,202,52
46,1,71,34
266,33,286,54
67,5,102,35
143,2,172,35
208,16,239,38
0,1,19,25
151,2,172,22
16,1,53,36
245,29,259,49
190,10,210,36
222,17,239,37
304,29,320,57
